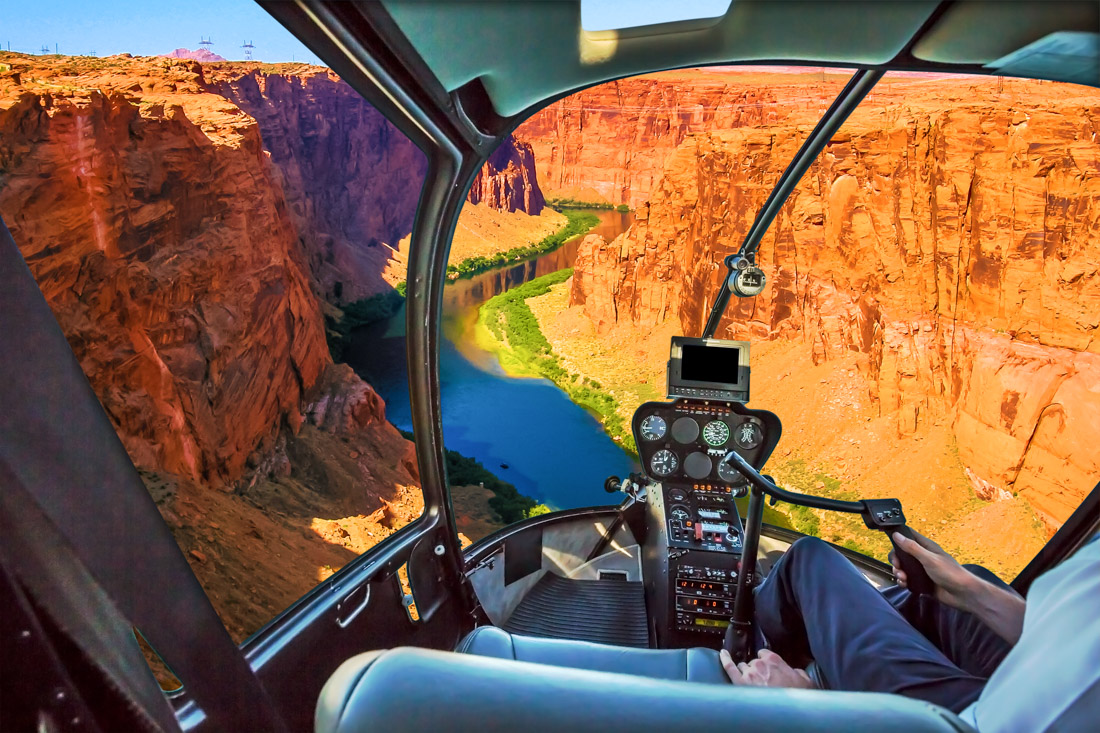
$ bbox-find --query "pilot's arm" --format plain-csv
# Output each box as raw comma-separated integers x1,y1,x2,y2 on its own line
890,530,1025,644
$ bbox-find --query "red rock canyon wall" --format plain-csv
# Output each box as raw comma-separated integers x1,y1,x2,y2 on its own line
566,75,1100,530
514,68,852,208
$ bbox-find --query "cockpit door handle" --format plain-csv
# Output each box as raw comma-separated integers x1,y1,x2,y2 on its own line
335,583,370,628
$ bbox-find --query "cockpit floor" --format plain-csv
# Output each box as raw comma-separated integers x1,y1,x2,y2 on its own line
503,573,650,648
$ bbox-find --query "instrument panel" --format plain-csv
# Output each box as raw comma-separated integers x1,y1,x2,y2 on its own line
632,400,779,487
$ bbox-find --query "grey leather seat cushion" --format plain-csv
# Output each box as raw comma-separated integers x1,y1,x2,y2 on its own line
457,625,728,684
316,646,972,733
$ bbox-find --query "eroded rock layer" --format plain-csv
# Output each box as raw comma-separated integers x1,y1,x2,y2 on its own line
207,65,426,304
515,67,853,207
569,76,1100,530
467,135,545,215
0,56,332,485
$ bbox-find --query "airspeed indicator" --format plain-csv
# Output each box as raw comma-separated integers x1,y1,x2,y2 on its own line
639,415,667,441
702,420,730,447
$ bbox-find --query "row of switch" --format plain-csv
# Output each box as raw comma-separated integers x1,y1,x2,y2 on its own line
678,566,737,581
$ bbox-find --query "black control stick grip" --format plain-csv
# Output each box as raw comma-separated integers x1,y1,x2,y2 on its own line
889,525,935,596
860,499,934,596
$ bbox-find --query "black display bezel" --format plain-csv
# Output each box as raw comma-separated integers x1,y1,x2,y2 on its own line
667,337,750,401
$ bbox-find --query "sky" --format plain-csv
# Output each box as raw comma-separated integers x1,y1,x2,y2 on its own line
0,0,323,63
581,0,733,31
2,0,733,62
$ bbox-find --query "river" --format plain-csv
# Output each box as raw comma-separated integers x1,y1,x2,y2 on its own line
346,209,639,510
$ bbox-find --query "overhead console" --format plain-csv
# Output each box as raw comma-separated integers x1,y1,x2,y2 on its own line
635,338,782,648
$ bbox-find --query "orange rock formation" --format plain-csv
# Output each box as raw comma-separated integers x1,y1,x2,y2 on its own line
0,54,333,485
564,74,1100,531
467,135,546,214
515,67,854,208
0,52,432,638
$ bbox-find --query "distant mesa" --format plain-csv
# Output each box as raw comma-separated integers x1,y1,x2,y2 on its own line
164,47,226,63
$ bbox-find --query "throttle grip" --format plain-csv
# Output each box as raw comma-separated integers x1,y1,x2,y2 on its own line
889,525,935,596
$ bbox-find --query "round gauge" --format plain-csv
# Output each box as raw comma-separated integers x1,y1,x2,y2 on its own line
671,417,700,444
639,415,667,441
684,451,713,480
733,421,764,450
702,420,731,447
669,506,690,522
668,488,688,503
717,459,745,484
649,449,679,477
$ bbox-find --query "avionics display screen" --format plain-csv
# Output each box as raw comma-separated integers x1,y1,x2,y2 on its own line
667,337,750,401
681,344,741,384
694,617,730,628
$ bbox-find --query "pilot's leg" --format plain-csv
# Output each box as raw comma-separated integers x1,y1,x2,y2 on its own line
754,536,986,713
882,564,1013,679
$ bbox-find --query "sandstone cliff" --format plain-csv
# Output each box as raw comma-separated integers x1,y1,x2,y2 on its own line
0,55,331,485
514,67,853,208
569,75,1100,531
209,63,546,303
467,135,545,214
207,65,426,304
0,52,433,640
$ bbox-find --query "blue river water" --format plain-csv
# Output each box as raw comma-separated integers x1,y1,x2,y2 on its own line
346,209,639,510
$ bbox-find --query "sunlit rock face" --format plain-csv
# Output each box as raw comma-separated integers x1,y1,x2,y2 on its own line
467,135,545,215
568,76,1100,531
0,55,368,486
514,69,852,208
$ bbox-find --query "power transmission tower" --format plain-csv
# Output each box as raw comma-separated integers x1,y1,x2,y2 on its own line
40,44,50,54
200,36,213,53
241,40,255,61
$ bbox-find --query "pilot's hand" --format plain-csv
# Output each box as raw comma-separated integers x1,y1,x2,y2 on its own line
720,648,814,689
890,529,972,609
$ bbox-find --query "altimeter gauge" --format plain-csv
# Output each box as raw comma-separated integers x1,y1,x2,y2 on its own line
702,420,730,447
650,449,679,477
639,415,667,441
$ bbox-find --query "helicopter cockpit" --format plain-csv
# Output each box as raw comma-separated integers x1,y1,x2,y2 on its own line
3,2,1099,733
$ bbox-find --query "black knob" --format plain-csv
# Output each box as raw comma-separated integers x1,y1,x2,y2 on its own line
604,476,622,493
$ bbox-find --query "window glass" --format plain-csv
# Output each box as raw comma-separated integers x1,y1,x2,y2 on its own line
0,0,426,651
437,67,854,543
450,66,1099,578
728,71,1100,577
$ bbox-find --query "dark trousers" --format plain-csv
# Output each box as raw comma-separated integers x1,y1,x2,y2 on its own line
754,537,1013,713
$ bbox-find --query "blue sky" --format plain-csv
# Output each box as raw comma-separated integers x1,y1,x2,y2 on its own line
3,0,739,63
1,0,322,63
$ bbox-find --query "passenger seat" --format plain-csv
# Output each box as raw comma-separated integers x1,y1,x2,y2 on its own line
456,625,728,683
315,645,972,733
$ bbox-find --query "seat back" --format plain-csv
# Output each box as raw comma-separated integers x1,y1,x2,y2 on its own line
317,647,972,733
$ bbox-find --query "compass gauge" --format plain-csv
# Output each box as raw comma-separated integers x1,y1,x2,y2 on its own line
702,420,730,447
650,449,679,477
639,415,667,441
